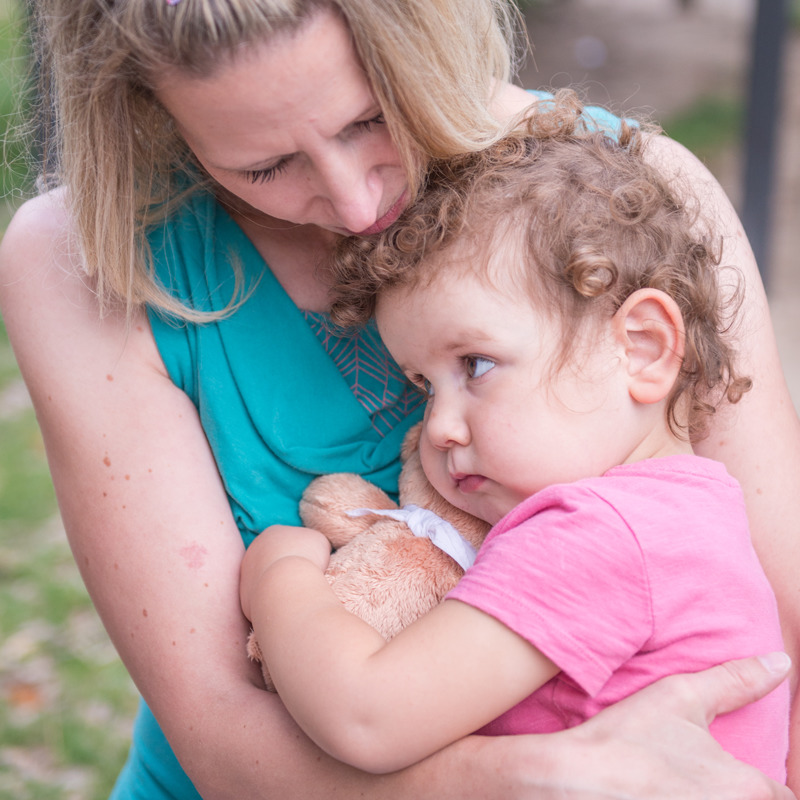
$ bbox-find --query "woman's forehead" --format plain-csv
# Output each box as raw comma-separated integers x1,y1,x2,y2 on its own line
153,9,376,168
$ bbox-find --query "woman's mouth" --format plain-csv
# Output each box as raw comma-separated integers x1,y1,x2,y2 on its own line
354,190,407,236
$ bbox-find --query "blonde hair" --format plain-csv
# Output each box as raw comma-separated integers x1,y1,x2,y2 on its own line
32,0,524,319
330,90,751,439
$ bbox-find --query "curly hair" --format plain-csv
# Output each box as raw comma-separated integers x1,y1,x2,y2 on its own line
329,90,751,440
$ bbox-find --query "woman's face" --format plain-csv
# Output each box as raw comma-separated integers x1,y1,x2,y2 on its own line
154,10,408,236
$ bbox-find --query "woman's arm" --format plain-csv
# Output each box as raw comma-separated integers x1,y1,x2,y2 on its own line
644,134,800,787
241,525,558,773
0,191,793,799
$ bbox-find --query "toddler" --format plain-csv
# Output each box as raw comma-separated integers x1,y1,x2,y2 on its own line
240,93,789,780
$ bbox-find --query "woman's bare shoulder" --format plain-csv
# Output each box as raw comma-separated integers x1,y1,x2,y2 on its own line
0,189,80,296
0,187,166,388
2,187,71,242
492,81,536,120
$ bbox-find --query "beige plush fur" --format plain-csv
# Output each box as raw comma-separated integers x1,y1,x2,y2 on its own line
247,422,491,691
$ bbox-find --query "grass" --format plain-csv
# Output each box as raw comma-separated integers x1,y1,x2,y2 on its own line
0,0,35,228
662,94,743,168
0,3,139,799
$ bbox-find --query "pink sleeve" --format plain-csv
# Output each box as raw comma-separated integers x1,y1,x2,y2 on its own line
447,486,653,696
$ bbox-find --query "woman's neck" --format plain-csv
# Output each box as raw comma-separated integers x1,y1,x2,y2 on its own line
220,192,339,312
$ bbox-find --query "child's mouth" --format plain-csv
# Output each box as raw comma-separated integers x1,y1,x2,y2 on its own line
455,474,486,494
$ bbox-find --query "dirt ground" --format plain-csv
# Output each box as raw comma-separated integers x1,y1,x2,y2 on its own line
519,0,800,409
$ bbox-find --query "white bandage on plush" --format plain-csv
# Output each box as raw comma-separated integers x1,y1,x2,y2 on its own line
347,505,477,571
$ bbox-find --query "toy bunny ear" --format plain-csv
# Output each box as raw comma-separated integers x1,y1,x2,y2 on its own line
400,422,424,462
612,287,685,405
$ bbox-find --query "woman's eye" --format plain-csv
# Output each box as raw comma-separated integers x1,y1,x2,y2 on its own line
466,356,495,379
243,115,383,184
245,160,289,184
353,113,386,133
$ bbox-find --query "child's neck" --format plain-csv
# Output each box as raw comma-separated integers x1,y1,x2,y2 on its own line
621,425,694,468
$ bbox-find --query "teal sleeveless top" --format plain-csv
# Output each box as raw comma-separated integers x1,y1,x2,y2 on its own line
149,193,424,537
110,92,627,799
110,190,424,800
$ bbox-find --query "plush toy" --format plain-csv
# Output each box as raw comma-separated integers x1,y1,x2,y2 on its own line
247,422,491,691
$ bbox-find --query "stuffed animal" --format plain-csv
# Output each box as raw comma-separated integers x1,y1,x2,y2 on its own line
247,422,491,691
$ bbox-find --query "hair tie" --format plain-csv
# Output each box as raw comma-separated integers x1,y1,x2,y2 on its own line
166,0,182,5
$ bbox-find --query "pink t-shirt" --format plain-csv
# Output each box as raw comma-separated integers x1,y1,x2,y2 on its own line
447,455,789,781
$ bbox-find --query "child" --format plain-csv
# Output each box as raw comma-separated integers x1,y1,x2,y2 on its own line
239,93,790,780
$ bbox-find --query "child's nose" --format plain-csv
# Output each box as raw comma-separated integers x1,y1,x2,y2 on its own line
425,400,470,450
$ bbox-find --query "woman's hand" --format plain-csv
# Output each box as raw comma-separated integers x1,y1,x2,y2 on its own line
475,653,794,799
240,525,331,620
564,654,793,798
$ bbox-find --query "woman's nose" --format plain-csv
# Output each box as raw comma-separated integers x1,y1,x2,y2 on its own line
314,148,383,233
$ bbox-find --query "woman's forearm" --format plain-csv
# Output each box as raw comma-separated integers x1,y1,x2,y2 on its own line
176,654,794,800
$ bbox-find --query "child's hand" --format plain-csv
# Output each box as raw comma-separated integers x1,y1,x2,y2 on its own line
240,525,331,620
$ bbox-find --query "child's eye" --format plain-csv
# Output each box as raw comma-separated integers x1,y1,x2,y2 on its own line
409,374,434,397
465,356,495,379
245,159,290,184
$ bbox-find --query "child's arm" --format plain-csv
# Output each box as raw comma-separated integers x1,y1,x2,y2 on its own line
240,525,558,775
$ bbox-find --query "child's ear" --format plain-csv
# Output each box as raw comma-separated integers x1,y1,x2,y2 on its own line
612,288,685,404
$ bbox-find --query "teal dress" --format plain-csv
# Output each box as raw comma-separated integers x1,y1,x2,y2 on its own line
110,92,627,799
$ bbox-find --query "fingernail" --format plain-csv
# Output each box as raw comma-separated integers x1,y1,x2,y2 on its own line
758,651,792,675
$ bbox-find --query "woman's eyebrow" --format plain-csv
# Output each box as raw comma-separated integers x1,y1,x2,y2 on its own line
211,102,384,172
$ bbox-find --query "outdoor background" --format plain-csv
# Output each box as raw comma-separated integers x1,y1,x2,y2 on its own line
0,0,798,797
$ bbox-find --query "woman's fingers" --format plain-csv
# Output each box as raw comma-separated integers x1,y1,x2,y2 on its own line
700,653,793,721
639,653,793,725
563,655,795,800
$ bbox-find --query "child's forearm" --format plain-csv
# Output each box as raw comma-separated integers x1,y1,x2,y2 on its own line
249,551,559,774
249,555,401,769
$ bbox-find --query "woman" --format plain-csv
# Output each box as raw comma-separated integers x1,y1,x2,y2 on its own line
0,1,796,797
